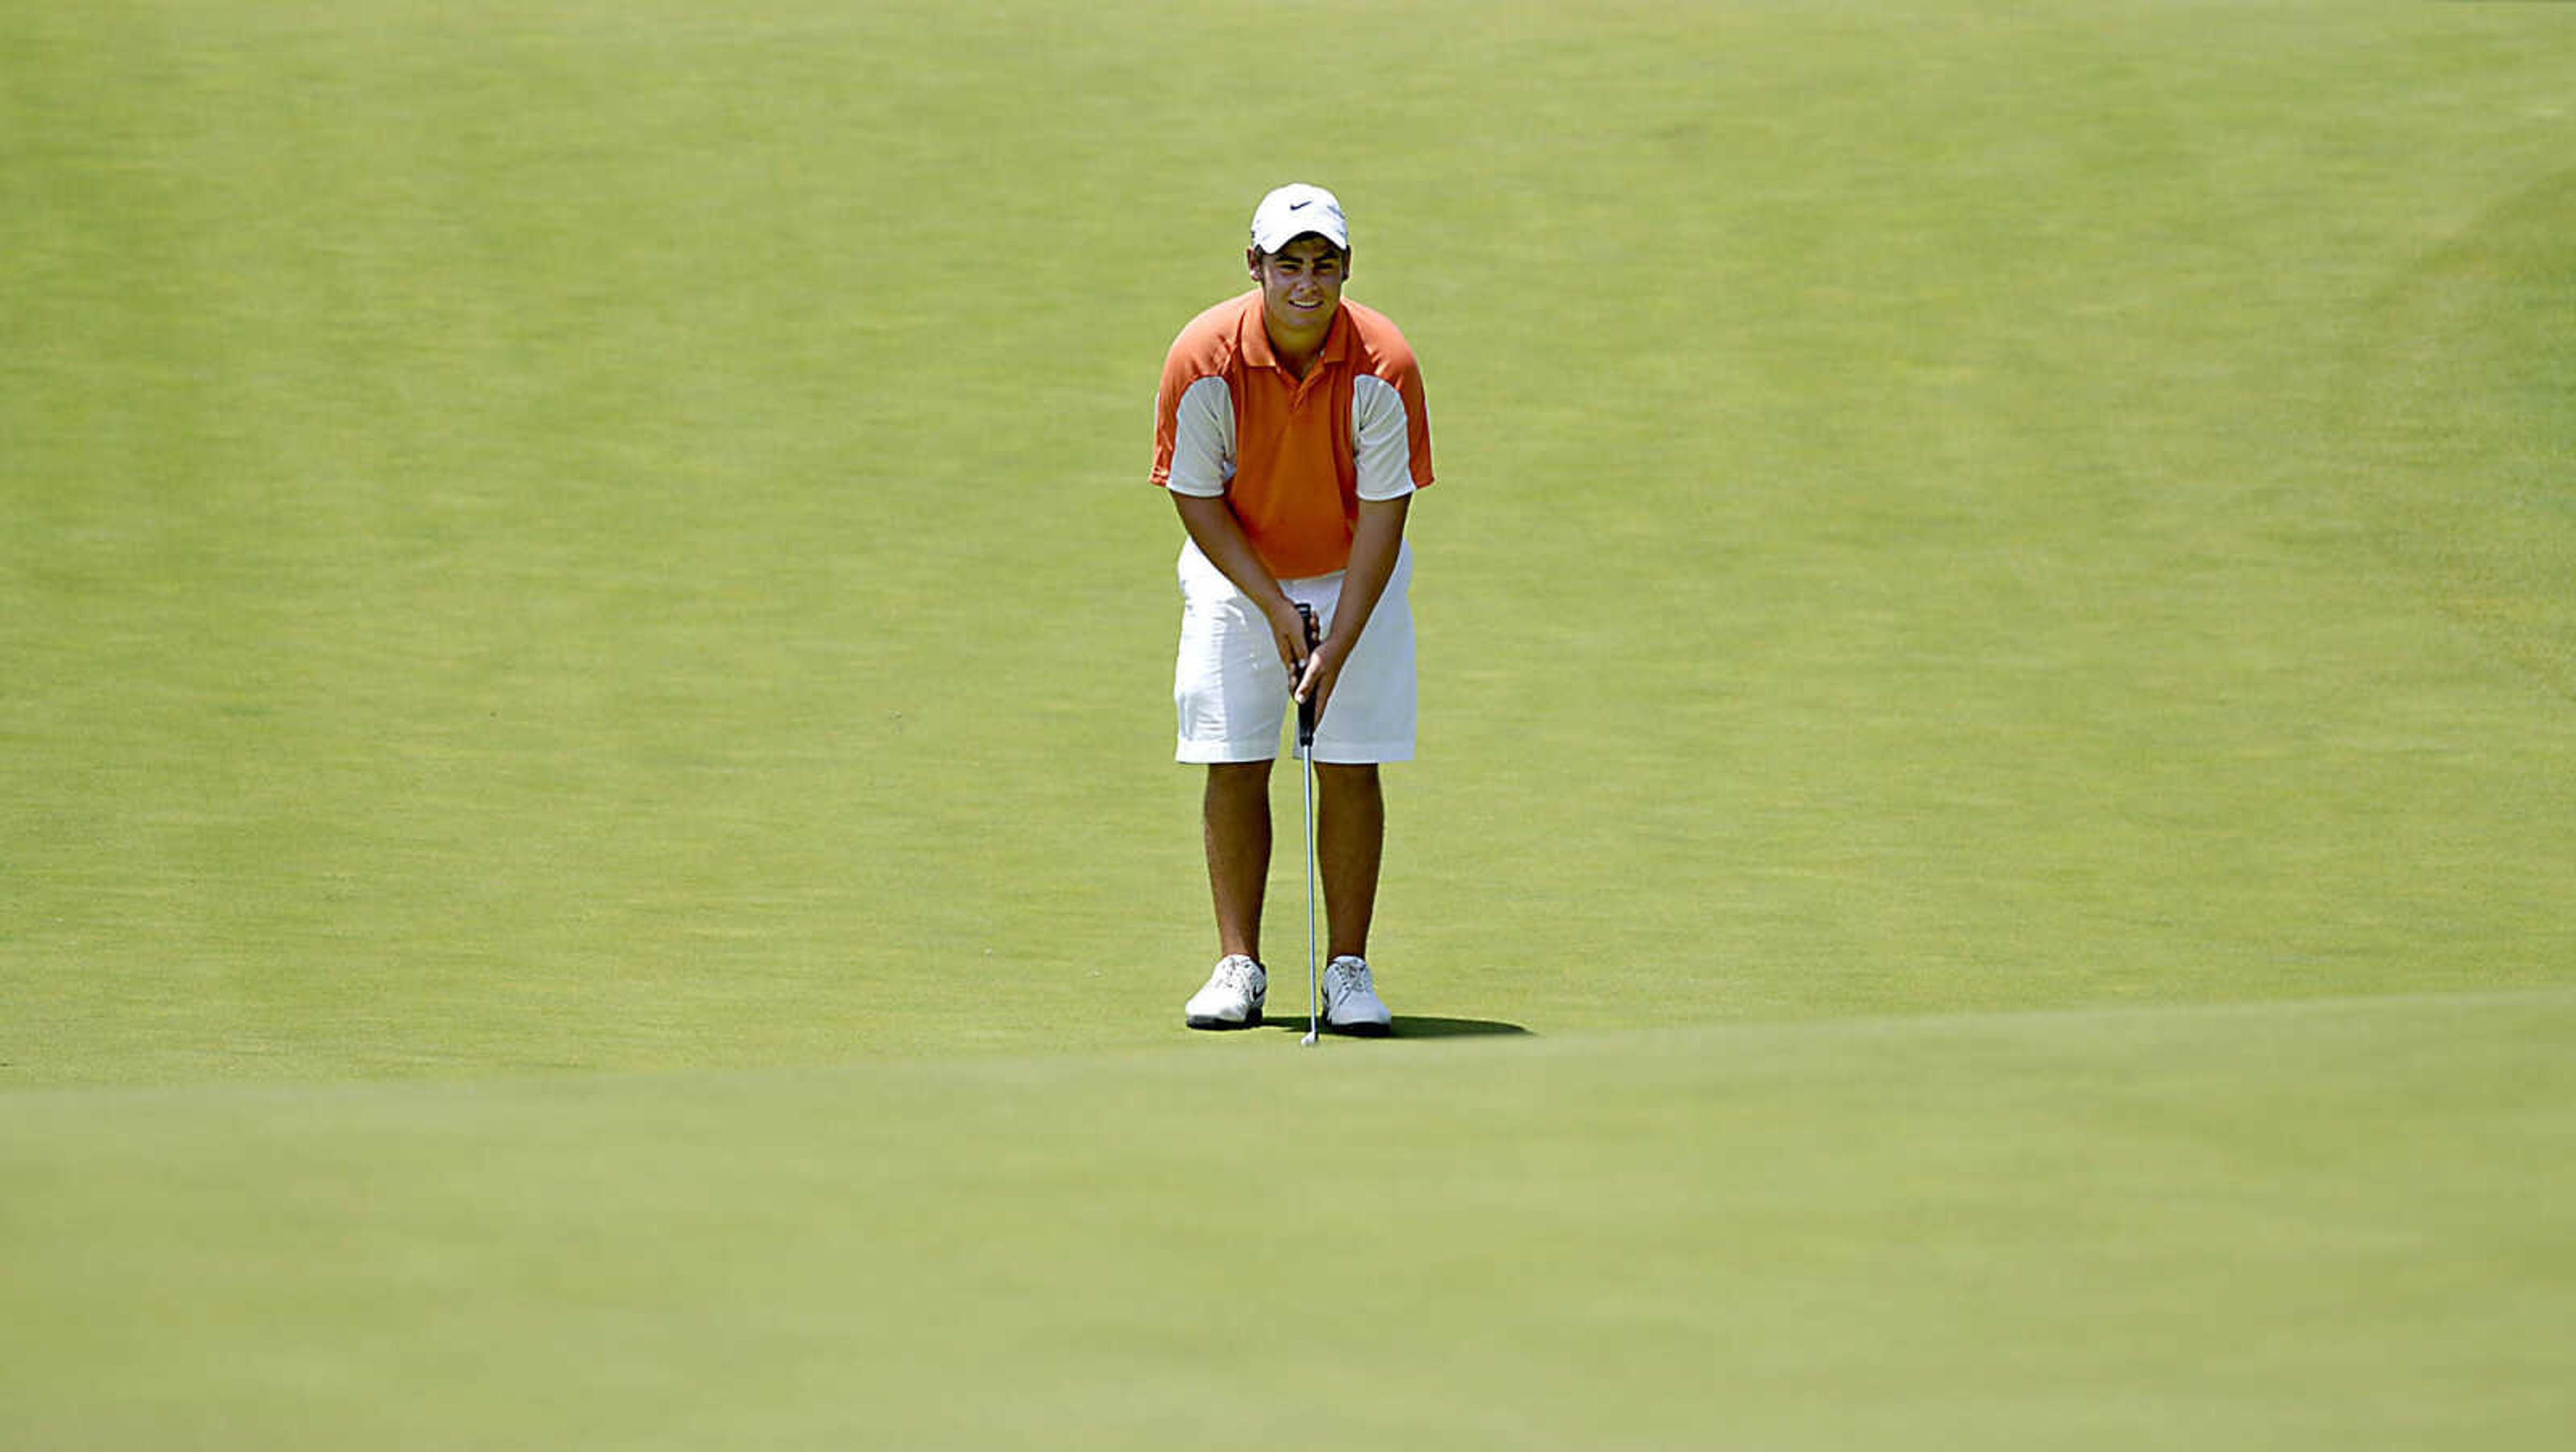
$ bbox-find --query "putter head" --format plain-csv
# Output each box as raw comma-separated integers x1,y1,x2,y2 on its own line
1301,1029,1319,1046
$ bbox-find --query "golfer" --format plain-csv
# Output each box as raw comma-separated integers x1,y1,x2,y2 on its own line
1151,183,1434,1035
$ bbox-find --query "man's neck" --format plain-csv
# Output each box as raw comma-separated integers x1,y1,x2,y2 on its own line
1266,317,1330,378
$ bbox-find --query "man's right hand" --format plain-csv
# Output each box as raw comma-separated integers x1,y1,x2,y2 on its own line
1263,595,1313,677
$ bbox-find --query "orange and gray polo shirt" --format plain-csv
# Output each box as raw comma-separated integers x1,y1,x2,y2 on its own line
1151,290,1434,581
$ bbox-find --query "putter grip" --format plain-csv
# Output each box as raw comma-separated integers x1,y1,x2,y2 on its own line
1295,604,1319,748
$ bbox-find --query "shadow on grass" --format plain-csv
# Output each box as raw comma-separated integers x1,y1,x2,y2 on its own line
1251,1015,1534,1040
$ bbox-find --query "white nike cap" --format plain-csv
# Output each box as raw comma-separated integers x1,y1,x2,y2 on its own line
1249,183,1349,254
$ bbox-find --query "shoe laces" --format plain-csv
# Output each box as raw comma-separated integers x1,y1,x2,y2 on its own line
1326,957,1373,997
1214,954,1263,993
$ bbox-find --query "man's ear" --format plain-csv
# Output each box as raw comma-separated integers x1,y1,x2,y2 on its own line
1245,245,1264,283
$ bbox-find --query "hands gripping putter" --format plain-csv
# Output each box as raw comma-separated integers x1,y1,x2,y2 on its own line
1295,604,1322,1048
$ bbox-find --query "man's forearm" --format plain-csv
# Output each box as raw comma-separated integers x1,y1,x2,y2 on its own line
1328,495,1411,651
1170,490,1409,681
1171,492,1289,609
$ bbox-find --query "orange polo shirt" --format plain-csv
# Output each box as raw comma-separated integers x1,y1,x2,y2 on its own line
1152,290,1434,581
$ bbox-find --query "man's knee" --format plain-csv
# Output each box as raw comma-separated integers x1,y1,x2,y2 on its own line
1204,760,1273,811
1313,762,1382,801
1207,760,1273,788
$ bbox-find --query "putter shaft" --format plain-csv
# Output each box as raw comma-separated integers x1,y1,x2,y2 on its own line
1296,604,1320,1044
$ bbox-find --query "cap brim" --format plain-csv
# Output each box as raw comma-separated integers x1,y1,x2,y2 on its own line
1251,224,1349,254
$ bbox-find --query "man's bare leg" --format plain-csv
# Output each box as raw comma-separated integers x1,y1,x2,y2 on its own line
1316,763,1383,962
1203,761,1273,961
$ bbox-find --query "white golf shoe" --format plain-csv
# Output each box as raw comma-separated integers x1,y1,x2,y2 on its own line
1322,956,1393,1037
1184,954,1267,1030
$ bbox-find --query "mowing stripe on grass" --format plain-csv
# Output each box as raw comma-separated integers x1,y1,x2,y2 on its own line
5,991,2569,1449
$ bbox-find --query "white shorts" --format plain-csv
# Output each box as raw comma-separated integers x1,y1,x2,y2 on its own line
1173,538,1415,765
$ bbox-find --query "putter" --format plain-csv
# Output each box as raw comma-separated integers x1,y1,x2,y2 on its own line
1295,604,1322,1048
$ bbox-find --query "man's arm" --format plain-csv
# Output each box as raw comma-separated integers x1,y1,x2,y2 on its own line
1299,493,1409,720
1171,492,1312,673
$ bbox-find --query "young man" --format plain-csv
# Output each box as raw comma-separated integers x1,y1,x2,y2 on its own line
1150,182,1434,1036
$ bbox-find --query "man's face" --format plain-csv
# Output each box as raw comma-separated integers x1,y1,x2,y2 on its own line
1248,235,1348,342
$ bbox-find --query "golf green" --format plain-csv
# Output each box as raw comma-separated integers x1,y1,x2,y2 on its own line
6,991,2569,1448
5,1,2570,1444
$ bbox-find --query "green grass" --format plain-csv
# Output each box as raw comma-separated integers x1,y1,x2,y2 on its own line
3,0,2571,1444
5,991,2571,1447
